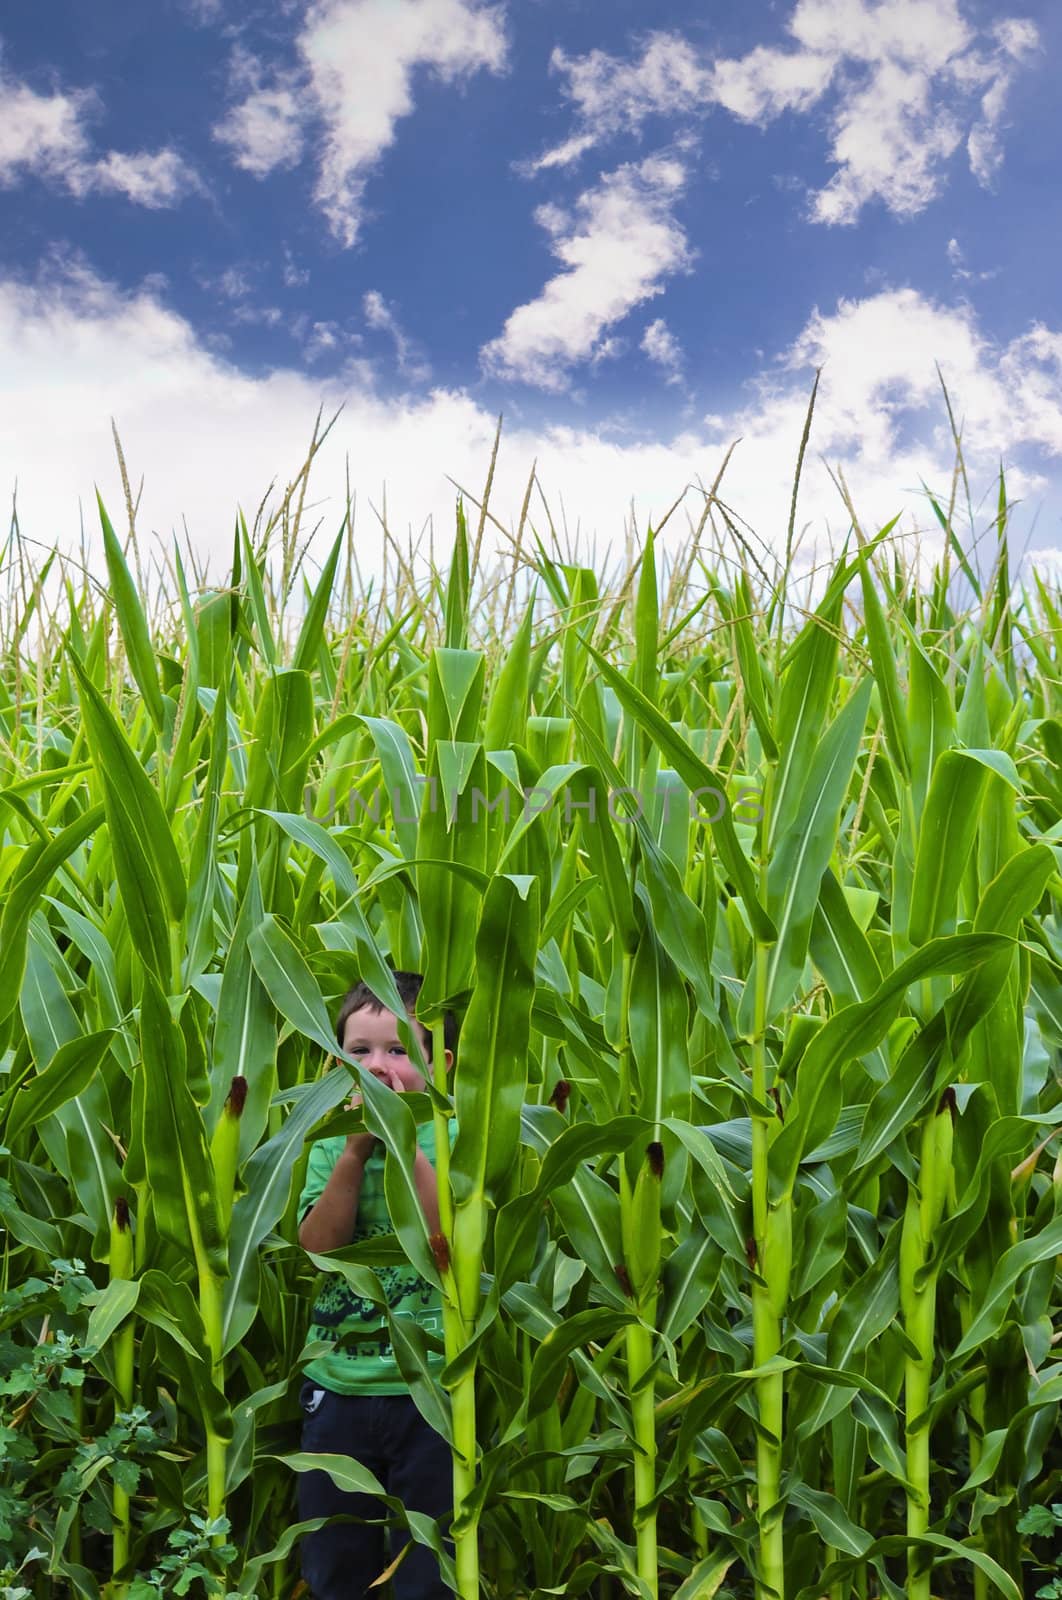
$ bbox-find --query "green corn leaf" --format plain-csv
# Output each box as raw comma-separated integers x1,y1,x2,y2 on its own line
485,600,535,752
248,913,339,1057
809,869,883,1007
445,498,470,651
671,1551,736,1600
787,1482,871,1557
659,1224,722,1342
800,1539,1013,1600
275,1451,454,1579
728,573,777,761
770,595,843,848
499,1282,628,1429
629,910,692,1137
238,511,278,665
524,1308,635,1425
6,1028,114,1142
582,640,776,943
387,1311,454,1444
908,749,990,944
210,860,277,1156
451,873,539,1205
0,804,104,1025
85,1277,141,1355
20,929,120,1263
97,493,166,735
69,652,186,985
770,933,1010,1201
428,648,486,744
569,701,715,1015
738,678,871,1031
952,1212,1062,1358
907,637,957,816
520,1108,627,1307
662,1119,746,1265
856,536,911,781
417,740,490,1013
185,673,229,979
358,714,422,861
139,973,227,1277
244,669,315,819
291,528,344,673
853,958,1017,1170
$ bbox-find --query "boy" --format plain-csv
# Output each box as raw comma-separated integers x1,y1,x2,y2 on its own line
296,972,458,1600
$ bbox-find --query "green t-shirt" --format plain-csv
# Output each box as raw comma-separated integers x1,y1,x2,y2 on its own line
298,1118,457,1396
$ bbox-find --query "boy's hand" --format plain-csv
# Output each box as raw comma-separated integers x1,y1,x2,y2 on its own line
343,1065,404,1159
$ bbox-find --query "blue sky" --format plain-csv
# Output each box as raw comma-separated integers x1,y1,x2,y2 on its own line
1,0,1060,576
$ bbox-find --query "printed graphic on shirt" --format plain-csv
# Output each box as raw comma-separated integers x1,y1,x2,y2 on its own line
309,1221,442,1366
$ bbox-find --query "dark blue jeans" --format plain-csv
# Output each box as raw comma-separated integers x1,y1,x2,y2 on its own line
297,1381,453,1599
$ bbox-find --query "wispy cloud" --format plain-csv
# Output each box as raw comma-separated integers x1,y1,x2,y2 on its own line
176,0,227,21
216,267,253,300
481,157,691,391
946,236,998,284
303,320,341,361
966,17,1040,186
93,149,202,208
0,58,92,186
363,290,431,383
641,318,684,385
213,0,508,247
0,53,201,208
213,48,305,177
533,1,1039,225
529,35,707,170
231,303,285,328
281,247,310,289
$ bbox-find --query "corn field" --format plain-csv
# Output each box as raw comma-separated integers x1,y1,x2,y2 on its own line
1,445,1061,1600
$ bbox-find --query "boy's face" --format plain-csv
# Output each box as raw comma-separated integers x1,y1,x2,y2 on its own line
340,1005,449,1095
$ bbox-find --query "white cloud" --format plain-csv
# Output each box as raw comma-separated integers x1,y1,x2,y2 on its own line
281,248,310,288
946,235,998,284
177,0,226,20
304,320,341,361
809,57,963,224
212,52,306,178
522,131,598,175
231,303,285,328
363,289,431,382
590,335,627,369
481,157,692,391
0,55,201,209
215,0,507,246
784,0,972,63
711,43,835,121
641,318,684,384
533,35,707,168
537,1,1039,224
966,16,1039,185
3,264,1061,591
304,0,507,246
0,65,91,186
216,267,253,300
92,149,201,208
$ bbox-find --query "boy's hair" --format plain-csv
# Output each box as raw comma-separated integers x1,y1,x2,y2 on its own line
334,971,458,1061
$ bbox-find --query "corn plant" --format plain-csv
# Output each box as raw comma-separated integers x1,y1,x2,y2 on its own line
0,444,1060,1600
